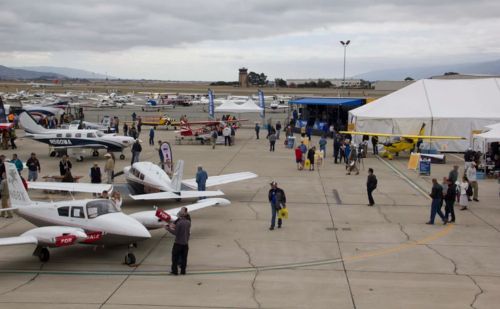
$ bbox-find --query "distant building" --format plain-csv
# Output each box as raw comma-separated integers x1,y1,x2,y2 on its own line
286,78,365,88
430,73,500,80
238,68,248,88
373,80,415,92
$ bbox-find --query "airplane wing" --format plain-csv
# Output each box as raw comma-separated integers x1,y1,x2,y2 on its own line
0,236,38,246
130,190,224,200
182,172,258,189
166,198,230,216
28,182,113,194
339,131,465,140
0,226,87,247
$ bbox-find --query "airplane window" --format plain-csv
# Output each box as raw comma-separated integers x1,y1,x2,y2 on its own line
71,206,85,219
58,206,69,217
96,131,104,137
56,134,63,138
75,133,81,138
66,133,72,138
86,200,120,219
87,133,96,138
139,173,145,180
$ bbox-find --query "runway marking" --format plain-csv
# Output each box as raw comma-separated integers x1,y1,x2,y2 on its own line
0,224,454,276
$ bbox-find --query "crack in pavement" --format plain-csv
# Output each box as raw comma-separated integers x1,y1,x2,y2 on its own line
398,223,410,241
0,264,44,296
234,239,261,309
378,191,397,206
466,275,484,309
377,206,392,224
425,245,458,275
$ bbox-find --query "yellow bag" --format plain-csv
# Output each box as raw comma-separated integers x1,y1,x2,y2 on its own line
278,208,289,219
304,159,311,169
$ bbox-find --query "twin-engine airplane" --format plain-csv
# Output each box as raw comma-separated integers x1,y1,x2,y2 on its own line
0,163,230,264
340,124,466,159
19,111,134,161
125,160,257,200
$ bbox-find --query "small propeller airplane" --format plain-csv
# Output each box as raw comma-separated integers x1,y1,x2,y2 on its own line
340,123,466,159
124,160,257,200
19,111,134,161
175,119,245,144
0,163,230,264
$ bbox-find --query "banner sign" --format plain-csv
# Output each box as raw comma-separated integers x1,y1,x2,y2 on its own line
258,89,265,119
155,208,172,222
208,89,215,119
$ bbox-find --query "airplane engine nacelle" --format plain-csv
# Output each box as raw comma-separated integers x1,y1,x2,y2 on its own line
22,226,88,247
129,211,178,230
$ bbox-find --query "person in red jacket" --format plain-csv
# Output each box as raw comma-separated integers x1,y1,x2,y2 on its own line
295,146,303,170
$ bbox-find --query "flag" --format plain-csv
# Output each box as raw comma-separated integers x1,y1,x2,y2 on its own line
258,90,265,119
208,89,214,119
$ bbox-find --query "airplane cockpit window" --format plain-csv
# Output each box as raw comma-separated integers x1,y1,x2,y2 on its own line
96,131,104,137
86,200,120,219
58,206,69,217
71,206,85,219
139,173,145,180
65,133,72,138
87,133,96,138
75,133,82,138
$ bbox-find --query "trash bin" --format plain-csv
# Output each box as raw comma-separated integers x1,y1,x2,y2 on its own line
287,136,296,149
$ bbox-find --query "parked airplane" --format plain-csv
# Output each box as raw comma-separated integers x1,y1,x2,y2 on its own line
19,111,134,161
268,99,289,112
340,124,466,159
0,163,230,264
125,160,257,200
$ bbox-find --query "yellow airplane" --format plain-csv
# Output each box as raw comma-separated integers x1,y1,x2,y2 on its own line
340,124,465,159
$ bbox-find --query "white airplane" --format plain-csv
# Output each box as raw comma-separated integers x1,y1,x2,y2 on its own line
0,163,230,264
268,99,289,112
125,160,258,200
19,111,134,161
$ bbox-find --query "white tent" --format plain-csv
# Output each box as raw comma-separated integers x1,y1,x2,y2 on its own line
349,79,500,151
215,99,263,113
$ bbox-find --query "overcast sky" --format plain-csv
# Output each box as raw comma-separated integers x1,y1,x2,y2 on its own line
0,0,499,80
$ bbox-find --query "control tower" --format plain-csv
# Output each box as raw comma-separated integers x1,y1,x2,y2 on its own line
239,67,248,88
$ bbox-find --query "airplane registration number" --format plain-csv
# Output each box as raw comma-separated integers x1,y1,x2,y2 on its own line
49,139,73,145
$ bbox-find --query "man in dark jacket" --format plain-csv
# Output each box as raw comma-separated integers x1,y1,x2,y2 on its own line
268,181,286,230
367,168,377,206
90,162,102,184
166,207,191,275
448,165,459,184
195,166,208,199
333,136,341,164
426,178,446,225
444,178,456,223
131,139,142,164
59,155,72,176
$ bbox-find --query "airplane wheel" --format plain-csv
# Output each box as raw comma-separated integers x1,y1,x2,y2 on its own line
124,253,136,265
120,154,125,160
77,156,84,162
50,151,56,157
92,150,99,157
39,248,50,262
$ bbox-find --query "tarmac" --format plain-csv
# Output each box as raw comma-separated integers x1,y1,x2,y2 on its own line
0,106,500,308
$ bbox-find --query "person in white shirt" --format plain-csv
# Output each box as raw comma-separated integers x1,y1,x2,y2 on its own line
458,177,470,210
466,162,479,202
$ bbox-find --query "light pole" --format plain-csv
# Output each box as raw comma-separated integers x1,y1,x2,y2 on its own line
340,40,350,96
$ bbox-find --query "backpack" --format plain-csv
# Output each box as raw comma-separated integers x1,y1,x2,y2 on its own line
466,184,473,197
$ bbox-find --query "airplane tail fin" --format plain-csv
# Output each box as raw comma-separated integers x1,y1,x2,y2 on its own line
4,163,32,207
171,160,184,192
19,111,47,134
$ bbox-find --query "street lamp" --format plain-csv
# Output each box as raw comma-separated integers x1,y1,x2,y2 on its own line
340,40,350,96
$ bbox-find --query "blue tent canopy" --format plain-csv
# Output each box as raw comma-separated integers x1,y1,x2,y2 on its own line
288,97,364,107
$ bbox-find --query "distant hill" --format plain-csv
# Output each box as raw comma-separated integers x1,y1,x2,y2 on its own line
0,65,66,80
353,59,500,81
18,66,110,79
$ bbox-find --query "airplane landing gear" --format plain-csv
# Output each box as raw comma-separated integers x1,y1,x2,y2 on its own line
124,253,136,265
33,246,50,262
76,155,84,162
119,154,125,160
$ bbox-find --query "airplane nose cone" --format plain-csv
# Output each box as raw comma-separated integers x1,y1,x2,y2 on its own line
96,213,151,240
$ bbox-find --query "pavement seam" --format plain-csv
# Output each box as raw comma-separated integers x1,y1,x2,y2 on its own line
398,223,410,241
0,263,43,296
318,169,357,309
425,244,458,275
466,275,484,309
234,239,261,309
376,206,392,223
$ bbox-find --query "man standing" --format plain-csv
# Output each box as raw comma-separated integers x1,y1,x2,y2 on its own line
10,154,23,174
166,207,191,275
104,153,114,184
448,165,459,185
444,178,456,223
196,166,208,199
26,153,41,181
275,121,282,140
223,126,231,146
211,129,218,149
131,139,142,164
466,162,479,202
269,131,276,152
371,136,379,155
426,178,446,225
367,168,377,206
149,127,155,146
333,135,341,164
255,123,260,139
319,135,327,158
59,155,72,176
268,181,286,230
90,162,102,184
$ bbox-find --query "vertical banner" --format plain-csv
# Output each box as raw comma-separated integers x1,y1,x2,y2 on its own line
0,97,7,123
160,141,173,175
208,89,215,119
258,89,265,119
